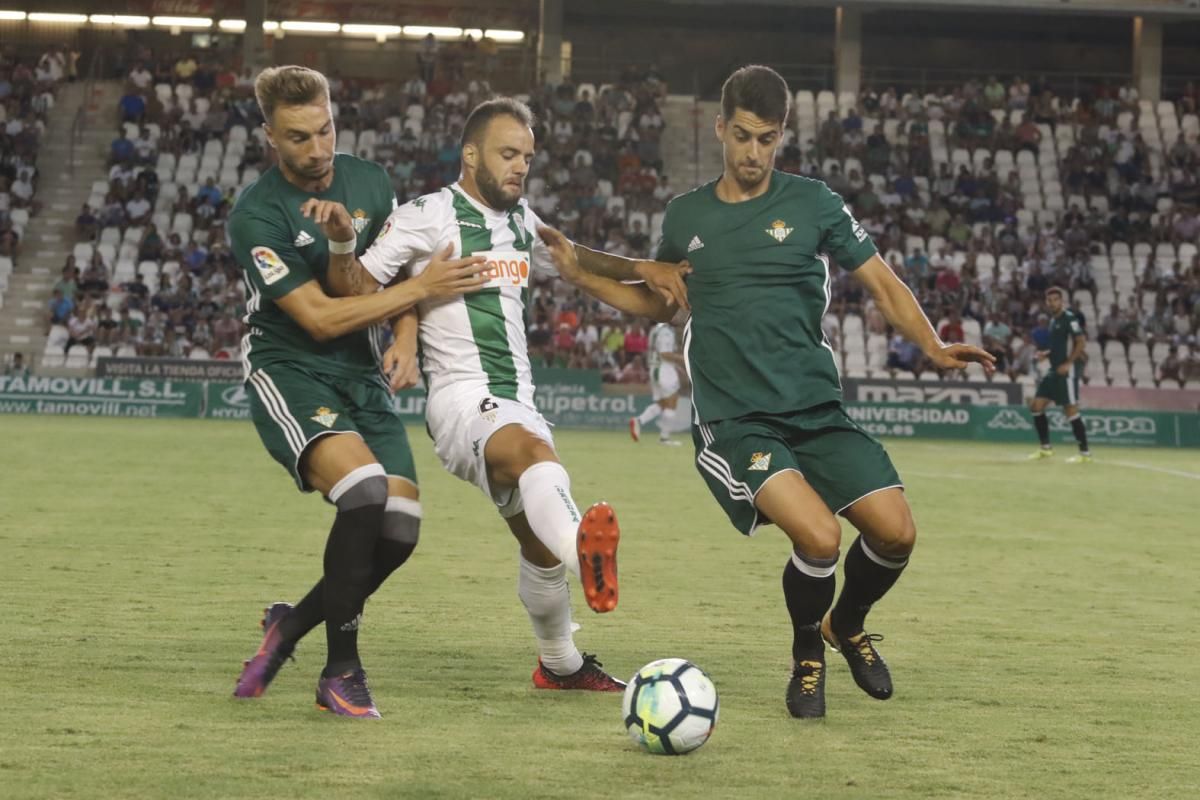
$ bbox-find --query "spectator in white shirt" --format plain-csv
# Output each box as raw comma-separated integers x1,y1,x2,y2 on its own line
125,190,152,225
128,62,153,90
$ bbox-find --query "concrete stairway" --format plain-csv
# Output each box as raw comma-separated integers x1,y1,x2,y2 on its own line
661,95,724,193
1,79,122,374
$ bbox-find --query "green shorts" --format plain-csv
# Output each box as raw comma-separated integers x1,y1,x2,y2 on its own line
1035,370,1082,407
691,402,903,536
246,362,417,493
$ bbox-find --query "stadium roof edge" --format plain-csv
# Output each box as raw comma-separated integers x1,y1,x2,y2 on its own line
654,0,1200,19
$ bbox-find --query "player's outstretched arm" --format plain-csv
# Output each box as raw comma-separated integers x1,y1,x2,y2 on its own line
539,225,679,322
851,254,996,375
275,246,488,342
572,243,691,310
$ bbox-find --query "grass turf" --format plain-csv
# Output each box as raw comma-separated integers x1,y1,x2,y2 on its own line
1,416,1197,799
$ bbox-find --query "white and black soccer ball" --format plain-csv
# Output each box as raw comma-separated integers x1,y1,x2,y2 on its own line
622,658,718,755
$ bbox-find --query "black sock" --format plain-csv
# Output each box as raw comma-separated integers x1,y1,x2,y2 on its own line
321,475,388,677
781,553,837,662
278,538,419,644
1069,416,1089,454
1033,412,1050,447
830,535,908,637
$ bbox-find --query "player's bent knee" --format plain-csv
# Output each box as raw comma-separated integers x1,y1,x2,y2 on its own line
784,517,842,561
486,424,558,486
330,466,389,511
387,476,419,501
383,496,421,546
870,514,916,558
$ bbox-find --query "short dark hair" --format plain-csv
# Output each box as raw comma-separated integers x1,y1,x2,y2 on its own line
461,97,535,148
721,65,791,126
1046,286,1067,299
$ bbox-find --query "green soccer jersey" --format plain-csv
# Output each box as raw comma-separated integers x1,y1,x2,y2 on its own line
1048,309,1084,372
657,170,878,423
228,153,396,384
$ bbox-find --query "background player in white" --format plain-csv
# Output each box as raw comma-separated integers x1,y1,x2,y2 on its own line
305,98,686,691
630,322,685,445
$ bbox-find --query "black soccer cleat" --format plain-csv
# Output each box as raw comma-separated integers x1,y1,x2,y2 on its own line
822,614,893,700
532,653,626,692
785,658,826,719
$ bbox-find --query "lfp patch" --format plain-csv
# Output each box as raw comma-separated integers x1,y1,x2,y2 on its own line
251,246,289,285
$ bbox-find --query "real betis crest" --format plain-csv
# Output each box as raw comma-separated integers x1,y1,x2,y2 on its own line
351,208,370,234
748,451,772,471
766,219,793,243
311,406,339,428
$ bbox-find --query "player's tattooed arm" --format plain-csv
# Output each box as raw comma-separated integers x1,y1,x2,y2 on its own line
852,253,996,375
299,198,379,297
574,243,691,311
541,226,678,322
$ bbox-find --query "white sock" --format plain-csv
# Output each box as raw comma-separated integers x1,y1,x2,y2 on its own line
638,403,662,425
517,461,582,577
658,406,676,437
518,556,583,675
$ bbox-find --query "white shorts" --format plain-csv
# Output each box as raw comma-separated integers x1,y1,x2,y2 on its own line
425,388,556,518
652,363,681,401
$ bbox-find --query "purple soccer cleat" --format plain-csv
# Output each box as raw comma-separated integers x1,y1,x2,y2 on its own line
233,602,295,699
315,668,381,719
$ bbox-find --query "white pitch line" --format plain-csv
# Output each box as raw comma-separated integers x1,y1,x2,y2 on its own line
902,470,1029,484
903,470,976,481
1101,460,1200,481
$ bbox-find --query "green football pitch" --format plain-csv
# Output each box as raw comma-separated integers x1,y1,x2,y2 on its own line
2,416,1197,799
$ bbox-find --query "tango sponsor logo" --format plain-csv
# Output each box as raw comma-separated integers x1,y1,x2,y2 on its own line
476,250,531,288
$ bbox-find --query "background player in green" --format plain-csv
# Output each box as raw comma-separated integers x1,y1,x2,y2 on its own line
1028,286,1091,462
540,65,995,720
228,66,487,717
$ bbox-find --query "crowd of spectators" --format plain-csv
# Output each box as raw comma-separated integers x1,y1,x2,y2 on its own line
51,44,671,384
777,77,1200,387
39,50,1200,387
2,44,76,374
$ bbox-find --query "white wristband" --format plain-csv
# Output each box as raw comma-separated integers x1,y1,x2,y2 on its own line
328,237,356,255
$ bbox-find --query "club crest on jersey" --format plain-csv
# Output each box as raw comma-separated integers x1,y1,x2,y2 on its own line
351,208,370,234
766,219,793,243
478,397,499,423
476,250,531,288
251,246,289,285
748,451,772,471
311,406,339,428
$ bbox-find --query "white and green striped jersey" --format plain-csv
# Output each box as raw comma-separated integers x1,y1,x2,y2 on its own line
647,322,676,373
359,183,555,405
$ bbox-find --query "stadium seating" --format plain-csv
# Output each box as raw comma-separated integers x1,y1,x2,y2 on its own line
13,57,1199,388
786,77,1198,387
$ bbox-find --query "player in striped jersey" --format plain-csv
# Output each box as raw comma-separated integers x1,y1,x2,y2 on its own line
228,66,489,716
308,98,687,691
630,322,685,445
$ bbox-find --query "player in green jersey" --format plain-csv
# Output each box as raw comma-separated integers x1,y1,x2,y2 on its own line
1028,286,1091,462
229,66,488,717
539,65,995,720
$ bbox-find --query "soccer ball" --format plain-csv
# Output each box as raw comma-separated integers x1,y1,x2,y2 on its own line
622,658,719,755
